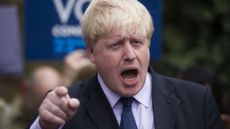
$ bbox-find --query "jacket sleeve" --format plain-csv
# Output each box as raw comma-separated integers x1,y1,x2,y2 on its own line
204,88,224,129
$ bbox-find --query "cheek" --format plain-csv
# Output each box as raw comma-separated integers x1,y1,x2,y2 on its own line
138,48,150,63
147,50,150,61
101,53,120,65
145,51,150,66
95,54,118,72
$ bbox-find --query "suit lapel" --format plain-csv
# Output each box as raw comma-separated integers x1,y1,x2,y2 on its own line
84,70,181,129
85,77,119,129
151,72,181,129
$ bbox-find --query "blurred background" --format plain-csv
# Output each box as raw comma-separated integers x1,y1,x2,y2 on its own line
0,0,229,129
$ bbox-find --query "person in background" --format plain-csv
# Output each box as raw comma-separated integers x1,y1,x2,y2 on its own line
62,49,96,86
178,63,230,129
21,65,62,121
27,0,224,129
22,54,95,119
177,63,222,107
0,96,22,129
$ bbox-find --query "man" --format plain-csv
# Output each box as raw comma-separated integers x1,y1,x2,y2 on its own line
22,65,62,120
28,0,224,129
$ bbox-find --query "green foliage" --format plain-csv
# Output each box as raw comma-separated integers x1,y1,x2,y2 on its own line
156,0,230,90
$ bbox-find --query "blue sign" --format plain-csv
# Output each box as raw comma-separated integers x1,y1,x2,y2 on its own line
25,0,162,60
141,0,162,60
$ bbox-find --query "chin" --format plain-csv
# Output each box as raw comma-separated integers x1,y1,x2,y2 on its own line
120,89,139,97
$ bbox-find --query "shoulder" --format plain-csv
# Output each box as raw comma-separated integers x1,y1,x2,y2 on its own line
154,74,211,102
67,75,99,99
154,74,224,128
149,67,208,96
156,74,208,92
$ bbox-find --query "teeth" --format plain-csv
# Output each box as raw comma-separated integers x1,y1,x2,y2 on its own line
124,73,135,79
121,69,137,80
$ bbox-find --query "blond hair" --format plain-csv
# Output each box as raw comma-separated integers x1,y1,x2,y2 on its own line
81,0,154,48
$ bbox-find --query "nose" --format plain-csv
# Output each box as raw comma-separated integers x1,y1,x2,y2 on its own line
123,43,136,62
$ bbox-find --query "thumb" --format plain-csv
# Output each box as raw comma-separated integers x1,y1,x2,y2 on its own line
68,98,80,110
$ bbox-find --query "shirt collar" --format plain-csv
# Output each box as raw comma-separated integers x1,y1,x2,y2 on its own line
98,72,152,108
98,74,120,107
133,72,152,108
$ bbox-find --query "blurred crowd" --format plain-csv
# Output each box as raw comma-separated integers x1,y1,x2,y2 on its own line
0,49,96,129
0,50,229,129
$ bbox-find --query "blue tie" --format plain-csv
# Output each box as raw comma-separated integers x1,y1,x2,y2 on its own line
120,97,138,129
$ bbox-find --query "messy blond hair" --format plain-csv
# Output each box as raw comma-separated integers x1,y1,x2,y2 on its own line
81,0,154,48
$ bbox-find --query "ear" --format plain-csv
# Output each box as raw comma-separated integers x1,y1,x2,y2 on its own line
86,47,95,63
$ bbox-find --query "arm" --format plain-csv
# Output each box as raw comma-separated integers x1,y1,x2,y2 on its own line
28,86,80,129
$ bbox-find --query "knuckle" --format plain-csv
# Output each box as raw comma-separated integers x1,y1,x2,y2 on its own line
55,117,65,125
39,110,51,122
51,105,68,120
46,90,54,98
42,99,49,105
53,97,66,108
51,106,60,114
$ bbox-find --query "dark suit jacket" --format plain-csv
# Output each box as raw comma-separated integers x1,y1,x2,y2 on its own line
61,69,224,129
26,69,224,129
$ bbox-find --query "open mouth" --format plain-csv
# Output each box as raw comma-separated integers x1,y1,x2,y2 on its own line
121,68,138,80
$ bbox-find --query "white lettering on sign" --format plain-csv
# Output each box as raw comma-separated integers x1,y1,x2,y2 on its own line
74,0,91,21
53,0,91,24
51,24,82,37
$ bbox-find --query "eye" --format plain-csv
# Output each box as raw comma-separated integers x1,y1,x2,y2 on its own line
131,40,142,48
109,41,123,49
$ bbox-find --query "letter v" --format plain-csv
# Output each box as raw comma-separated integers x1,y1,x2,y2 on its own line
53,0,75,24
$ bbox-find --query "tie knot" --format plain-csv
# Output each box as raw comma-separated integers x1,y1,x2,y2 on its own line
120,97,134,108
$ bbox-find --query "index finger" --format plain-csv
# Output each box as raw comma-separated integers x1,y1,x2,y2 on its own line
55,86,68,97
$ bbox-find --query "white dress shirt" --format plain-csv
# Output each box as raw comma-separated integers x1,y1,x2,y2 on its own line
99,72,155,129
30,72,155,129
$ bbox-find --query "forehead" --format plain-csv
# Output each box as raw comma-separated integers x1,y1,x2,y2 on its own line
104,26,147,38
102,30,147,41
95,31,149,46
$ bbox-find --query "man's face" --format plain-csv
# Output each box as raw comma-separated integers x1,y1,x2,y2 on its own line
88,30,150,97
